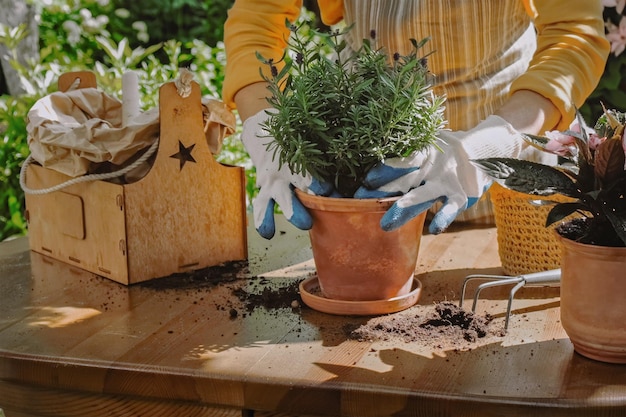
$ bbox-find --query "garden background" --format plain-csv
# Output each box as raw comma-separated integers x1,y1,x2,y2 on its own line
0,0,624,242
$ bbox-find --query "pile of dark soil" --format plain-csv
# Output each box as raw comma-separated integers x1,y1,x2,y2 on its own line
556,217,624,247
348,302,502,347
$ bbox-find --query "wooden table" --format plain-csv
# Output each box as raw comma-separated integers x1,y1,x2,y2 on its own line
1,219,625,417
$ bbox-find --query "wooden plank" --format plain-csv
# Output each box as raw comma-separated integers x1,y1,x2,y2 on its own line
124,81,247,283
23,71,130,283
24,166,129,284
0,380,240,417
49,191,85,239
2,224,626,417
23,72,247,285
57,71,96,91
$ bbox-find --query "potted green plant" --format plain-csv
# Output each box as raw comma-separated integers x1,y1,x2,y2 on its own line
257,21,446,314
473,107,626,363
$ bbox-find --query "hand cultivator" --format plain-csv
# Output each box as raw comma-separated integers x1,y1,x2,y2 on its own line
460,269,561,330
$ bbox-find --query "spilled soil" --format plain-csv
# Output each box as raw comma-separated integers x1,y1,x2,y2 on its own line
347,301,502,348
141,260,501,348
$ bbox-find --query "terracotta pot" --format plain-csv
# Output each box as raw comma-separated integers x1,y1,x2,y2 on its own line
295,189,426,303
557,232,626,364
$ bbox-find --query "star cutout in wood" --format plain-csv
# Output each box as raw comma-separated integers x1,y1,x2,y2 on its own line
170,140,196,170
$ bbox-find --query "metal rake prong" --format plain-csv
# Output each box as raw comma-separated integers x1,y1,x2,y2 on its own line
471,277,523,312
459,270,561,331
460,274,518,309
505,280,528,330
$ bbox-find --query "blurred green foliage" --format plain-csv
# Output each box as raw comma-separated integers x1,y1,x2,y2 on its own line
0,0,249,242
0,93,34,240
579,5,626,122
109,0,233,53
1,2,619,242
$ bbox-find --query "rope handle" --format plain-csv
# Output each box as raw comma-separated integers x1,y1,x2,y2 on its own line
20,138,159,195
20,68,195,195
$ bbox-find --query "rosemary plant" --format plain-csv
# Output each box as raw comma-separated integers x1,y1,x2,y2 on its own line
258,21,446,197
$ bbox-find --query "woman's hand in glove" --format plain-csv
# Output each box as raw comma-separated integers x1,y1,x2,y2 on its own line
242,110,333,239
354,115,524,234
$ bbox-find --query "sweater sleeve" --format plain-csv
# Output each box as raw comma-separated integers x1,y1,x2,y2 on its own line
317,0,344,26
222,0,302,109
512,0,610,130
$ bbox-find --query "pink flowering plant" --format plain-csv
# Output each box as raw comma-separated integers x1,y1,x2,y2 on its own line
605,0,626,55
473,108,626,247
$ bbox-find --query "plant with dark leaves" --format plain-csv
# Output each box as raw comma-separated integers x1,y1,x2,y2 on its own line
473,108,626,247
257,21,446,197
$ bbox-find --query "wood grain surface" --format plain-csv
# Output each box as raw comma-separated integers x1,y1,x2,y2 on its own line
24,73,247,285
1,219,625,417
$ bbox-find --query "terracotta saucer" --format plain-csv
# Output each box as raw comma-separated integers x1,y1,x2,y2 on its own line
299,276,422,316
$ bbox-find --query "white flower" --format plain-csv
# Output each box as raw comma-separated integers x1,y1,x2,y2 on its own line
603,0,626,14
132,21,147,33
79,8,93,20
80,9,109,34
133,21,149,43
137,32,150,43
606,16,626,56
115,8,130,19
62,20,81,46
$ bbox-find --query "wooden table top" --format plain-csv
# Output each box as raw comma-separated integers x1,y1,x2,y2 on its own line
1,219,625,417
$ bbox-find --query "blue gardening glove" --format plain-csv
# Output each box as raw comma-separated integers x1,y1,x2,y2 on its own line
355,115,524,234
242,110,333,239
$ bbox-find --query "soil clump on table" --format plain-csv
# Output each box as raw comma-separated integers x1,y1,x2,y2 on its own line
347,301,502,348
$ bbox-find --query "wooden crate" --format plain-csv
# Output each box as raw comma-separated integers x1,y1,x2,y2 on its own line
24,71,248,285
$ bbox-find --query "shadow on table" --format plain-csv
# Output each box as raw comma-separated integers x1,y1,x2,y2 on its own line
299,266,561,347
270,338,625,417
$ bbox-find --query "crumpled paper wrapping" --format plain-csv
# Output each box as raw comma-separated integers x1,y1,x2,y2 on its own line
26,88,159,177
202,98,236,155
26,86,236,179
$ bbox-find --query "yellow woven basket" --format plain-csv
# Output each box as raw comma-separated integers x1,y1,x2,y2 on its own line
489,182,575,276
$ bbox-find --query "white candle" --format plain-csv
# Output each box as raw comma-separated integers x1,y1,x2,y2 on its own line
122,71,140,125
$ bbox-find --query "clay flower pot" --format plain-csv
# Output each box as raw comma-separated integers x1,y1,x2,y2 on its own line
557,232,626,364
295,189,426,314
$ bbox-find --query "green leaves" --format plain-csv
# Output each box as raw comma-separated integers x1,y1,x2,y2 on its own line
595,135,626,186
1,1,236,241
545,202,586,227
0,95,33,240
260,22,445,196
0,23,29,50
472,158,580,197
96,36,163,68
474,106,626,247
